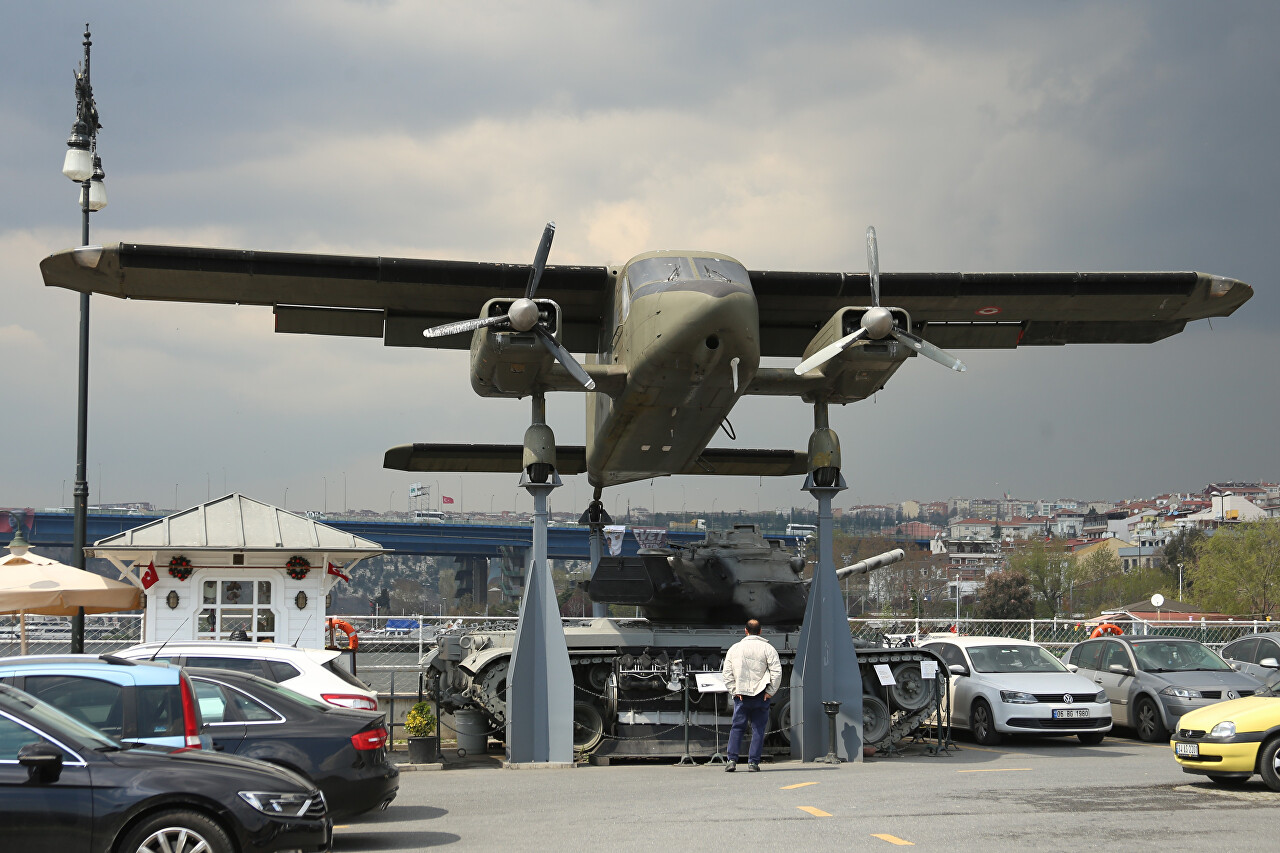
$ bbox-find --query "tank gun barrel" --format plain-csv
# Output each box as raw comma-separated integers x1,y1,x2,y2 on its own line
834,548,905,580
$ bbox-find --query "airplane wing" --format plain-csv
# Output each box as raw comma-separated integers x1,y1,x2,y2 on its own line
385,443,807,477
40,243,612,353
747,269,1253,358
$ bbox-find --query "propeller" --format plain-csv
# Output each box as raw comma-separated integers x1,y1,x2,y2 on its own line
794,226,967,375
422,222,595,390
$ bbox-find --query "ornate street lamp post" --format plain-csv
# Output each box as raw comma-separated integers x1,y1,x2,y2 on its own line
62,25,106,653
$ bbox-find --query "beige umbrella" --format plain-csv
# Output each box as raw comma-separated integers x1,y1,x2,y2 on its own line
1,527,142,654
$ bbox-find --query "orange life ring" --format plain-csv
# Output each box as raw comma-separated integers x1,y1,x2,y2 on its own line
326,617,359,650
1089,623,1123,639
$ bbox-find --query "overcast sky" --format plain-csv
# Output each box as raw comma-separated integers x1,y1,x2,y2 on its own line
2,1,1276,517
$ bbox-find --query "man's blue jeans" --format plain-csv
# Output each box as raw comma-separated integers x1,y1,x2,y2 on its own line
727,693,770,764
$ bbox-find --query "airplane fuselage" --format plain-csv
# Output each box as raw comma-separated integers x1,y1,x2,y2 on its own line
586,251,761,487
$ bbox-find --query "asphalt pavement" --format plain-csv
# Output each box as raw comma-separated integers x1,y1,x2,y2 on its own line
332,736,1280,851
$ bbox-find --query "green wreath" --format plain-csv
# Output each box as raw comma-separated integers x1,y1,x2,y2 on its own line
168,555,193,581
285,555,311,580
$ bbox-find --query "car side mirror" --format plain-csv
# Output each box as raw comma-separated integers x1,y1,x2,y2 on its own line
17,742,64,784
948,664,969,677
1066,664,1079,673
1108,663,1133,677
1261,657,1280,669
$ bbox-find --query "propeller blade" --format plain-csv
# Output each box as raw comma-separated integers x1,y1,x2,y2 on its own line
525,221,557,299
793,327,870,375
533,325,596,390
422,313,511,339
866,225,880,308
890,327,967,372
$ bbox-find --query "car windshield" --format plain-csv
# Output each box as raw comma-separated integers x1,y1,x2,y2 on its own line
1131,640,1233,672
0,686,119,751
1259,671,1280,697
967,644,1068,673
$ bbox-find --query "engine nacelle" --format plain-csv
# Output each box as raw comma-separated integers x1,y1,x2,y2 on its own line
469,298,564,397
799,306,915,404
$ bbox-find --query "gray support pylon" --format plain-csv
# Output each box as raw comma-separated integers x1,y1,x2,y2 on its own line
790,471,864,763
506,470,574,764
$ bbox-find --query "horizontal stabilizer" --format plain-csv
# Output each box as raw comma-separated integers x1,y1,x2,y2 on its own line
384,443,588,474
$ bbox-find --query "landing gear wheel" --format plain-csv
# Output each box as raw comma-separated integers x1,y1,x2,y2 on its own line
888,662,930,712
970,699,1002,746
1134,697,1168,743
1259,736,1280,792
572,700,605,753
1077,731,1106,746
119,809,233,853
862,694,891,746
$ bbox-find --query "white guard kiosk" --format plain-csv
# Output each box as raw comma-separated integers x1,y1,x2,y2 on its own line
87,494,385,648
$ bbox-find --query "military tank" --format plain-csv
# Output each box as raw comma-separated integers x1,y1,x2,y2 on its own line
423,523,945,756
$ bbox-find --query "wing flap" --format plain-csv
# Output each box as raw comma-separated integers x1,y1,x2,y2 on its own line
383,443,589,475
680,448,808,477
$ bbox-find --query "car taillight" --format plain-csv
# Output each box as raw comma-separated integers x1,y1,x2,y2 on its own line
322,693,378,711
179,673,203,749
351,727,389,751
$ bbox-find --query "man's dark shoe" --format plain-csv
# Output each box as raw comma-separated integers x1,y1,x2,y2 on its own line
725,761,736,772
748,763,760,772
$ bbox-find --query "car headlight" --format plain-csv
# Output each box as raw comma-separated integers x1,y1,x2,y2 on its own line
1159,686,1203,700
1094,690,1108,704
1209,721,1236,738
238,791,317,817
999,690,1038,704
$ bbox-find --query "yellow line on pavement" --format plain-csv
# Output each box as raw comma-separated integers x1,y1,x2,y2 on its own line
781,782,819,789
797,806,832,817
957,767,1031,773
871,834,915,846
952,744,1026,755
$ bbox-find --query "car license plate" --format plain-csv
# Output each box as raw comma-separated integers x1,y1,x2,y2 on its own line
1175,742,1199,757
1052,709,1088,719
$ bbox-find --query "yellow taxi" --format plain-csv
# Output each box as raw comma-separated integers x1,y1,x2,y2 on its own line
1171,673,1280,789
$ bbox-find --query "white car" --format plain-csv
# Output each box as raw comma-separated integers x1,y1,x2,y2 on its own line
114,640,378,711
920,636,1112,745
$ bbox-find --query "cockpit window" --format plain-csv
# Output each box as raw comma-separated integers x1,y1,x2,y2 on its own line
697,257,748,284
628,257,688,293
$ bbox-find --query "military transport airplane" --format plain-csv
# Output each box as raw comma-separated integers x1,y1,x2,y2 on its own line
40,226,1252,503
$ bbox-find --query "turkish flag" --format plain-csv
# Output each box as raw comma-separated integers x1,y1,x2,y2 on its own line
442,496,455,505
327,562,350,583
140,561,159,590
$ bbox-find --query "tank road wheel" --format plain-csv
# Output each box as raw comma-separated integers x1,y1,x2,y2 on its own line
572,700,606,753
862,694,891,746
1259,736,1280,792
970,698,1003,746
1134,697,1168,743
888,662,930,712
772,695,793,746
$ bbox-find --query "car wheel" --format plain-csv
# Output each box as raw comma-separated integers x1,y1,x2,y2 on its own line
1259,736,1280,792
1134,697,1168,743
1206,774,1248,787
970,699,1002,745
1077,731,1106,746
119,809,233,853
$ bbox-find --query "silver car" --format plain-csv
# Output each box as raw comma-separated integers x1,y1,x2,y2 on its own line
1221,632,1280,680
1063,636,1265,742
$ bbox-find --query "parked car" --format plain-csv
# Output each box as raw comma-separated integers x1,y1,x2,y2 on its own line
1063,635,1265,742
115,640,378,710
0,683,331,853
0,654,206,749
1171,669,1280,789
1220,632,1280,680
188,667,398,818
919,636,1111,745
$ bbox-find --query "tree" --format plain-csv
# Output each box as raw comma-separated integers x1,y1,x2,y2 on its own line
1007,538,1077,616
1189,521,1280,617
1161,527,1206,590
978,570,1035,619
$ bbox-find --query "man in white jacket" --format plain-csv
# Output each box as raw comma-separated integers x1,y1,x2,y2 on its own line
721,619,782,771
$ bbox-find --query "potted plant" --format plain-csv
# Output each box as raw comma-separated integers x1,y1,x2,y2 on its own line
405,701,439,764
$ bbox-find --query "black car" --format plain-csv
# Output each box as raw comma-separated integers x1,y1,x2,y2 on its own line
0,683,330,853
188,667,399,819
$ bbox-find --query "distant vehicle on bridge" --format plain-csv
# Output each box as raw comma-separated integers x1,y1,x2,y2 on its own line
413,510,446,524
